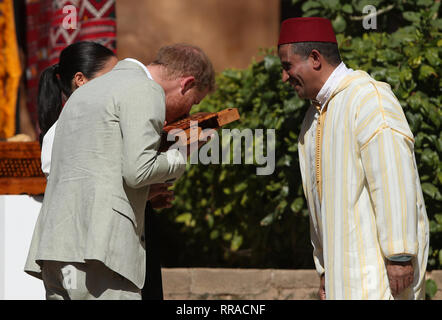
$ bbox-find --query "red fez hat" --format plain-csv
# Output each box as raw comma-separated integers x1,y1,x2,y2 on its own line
278,17,337,46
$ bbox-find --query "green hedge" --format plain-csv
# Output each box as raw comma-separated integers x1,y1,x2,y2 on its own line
158,1,441,274
159,52,313,269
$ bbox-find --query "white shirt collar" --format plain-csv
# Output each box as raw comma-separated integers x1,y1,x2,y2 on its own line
315,62,353,110
124,58,153,80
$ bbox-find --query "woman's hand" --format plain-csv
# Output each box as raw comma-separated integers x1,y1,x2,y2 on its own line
147,183,173,201
150,193,175,209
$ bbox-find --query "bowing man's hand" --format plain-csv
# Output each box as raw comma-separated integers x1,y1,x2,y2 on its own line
386,259,414,297
181,129,215,160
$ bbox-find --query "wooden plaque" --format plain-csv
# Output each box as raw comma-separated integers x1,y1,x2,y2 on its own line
160,108,240,151
0,142,46,195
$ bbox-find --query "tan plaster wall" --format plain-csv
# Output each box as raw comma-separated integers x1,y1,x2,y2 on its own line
116,0,280,71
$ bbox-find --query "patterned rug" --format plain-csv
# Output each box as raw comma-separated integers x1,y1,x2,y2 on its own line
25,0,117,131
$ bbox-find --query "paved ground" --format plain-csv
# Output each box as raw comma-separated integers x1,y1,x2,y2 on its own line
162,268,442,300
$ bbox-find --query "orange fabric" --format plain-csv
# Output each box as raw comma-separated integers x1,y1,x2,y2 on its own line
0,0,22,139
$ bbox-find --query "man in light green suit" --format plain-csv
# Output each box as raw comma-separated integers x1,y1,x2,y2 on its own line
25,44,215,300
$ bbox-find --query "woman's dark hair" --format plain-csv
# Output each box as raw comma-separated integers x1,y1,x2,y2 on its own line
37,41,116,143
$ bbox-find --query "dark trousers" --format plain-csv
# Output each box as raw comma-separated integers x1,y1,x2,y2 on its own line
141,201,164,300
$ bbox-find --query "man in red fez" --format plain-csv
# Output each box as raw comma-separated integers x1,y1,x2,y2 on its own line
277,17,429,300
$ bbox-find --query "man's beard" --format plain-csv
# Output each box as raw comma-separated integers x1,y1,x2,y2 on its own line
165,94,180,123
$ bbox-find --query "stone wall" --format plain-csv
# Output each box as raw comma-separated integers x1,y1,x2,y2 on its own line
162,268,442,300
116,0,280,72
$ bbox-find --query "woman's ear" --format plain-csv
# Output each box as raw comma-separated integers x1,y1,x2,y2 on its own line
72,72,88,89
180,76,195,95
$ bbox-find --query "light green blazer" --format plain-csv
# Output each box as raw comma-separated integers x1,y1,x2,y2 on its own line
25,60,185,289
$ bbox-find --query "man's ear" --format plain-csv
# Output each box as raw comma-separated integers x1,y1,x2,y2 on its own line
180,76,195,95
73,72,88,88
310,49,322,70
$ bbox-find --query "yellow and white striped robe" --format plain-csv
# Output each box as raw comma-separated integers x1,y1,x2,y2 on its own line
298,70,429,300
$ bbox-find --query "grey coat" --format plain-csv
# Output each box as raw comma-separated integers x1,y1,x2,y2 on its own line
25,60,185,289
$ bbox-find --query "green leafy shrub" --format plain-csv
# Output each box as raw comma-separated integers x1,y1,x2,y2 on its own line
158,1,441,271
291,0,438,36
426,279,438,299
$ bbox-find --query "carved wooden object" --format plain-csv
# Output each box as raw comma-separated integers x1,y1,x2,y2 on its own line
0,142,46,195
160,108,240,151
